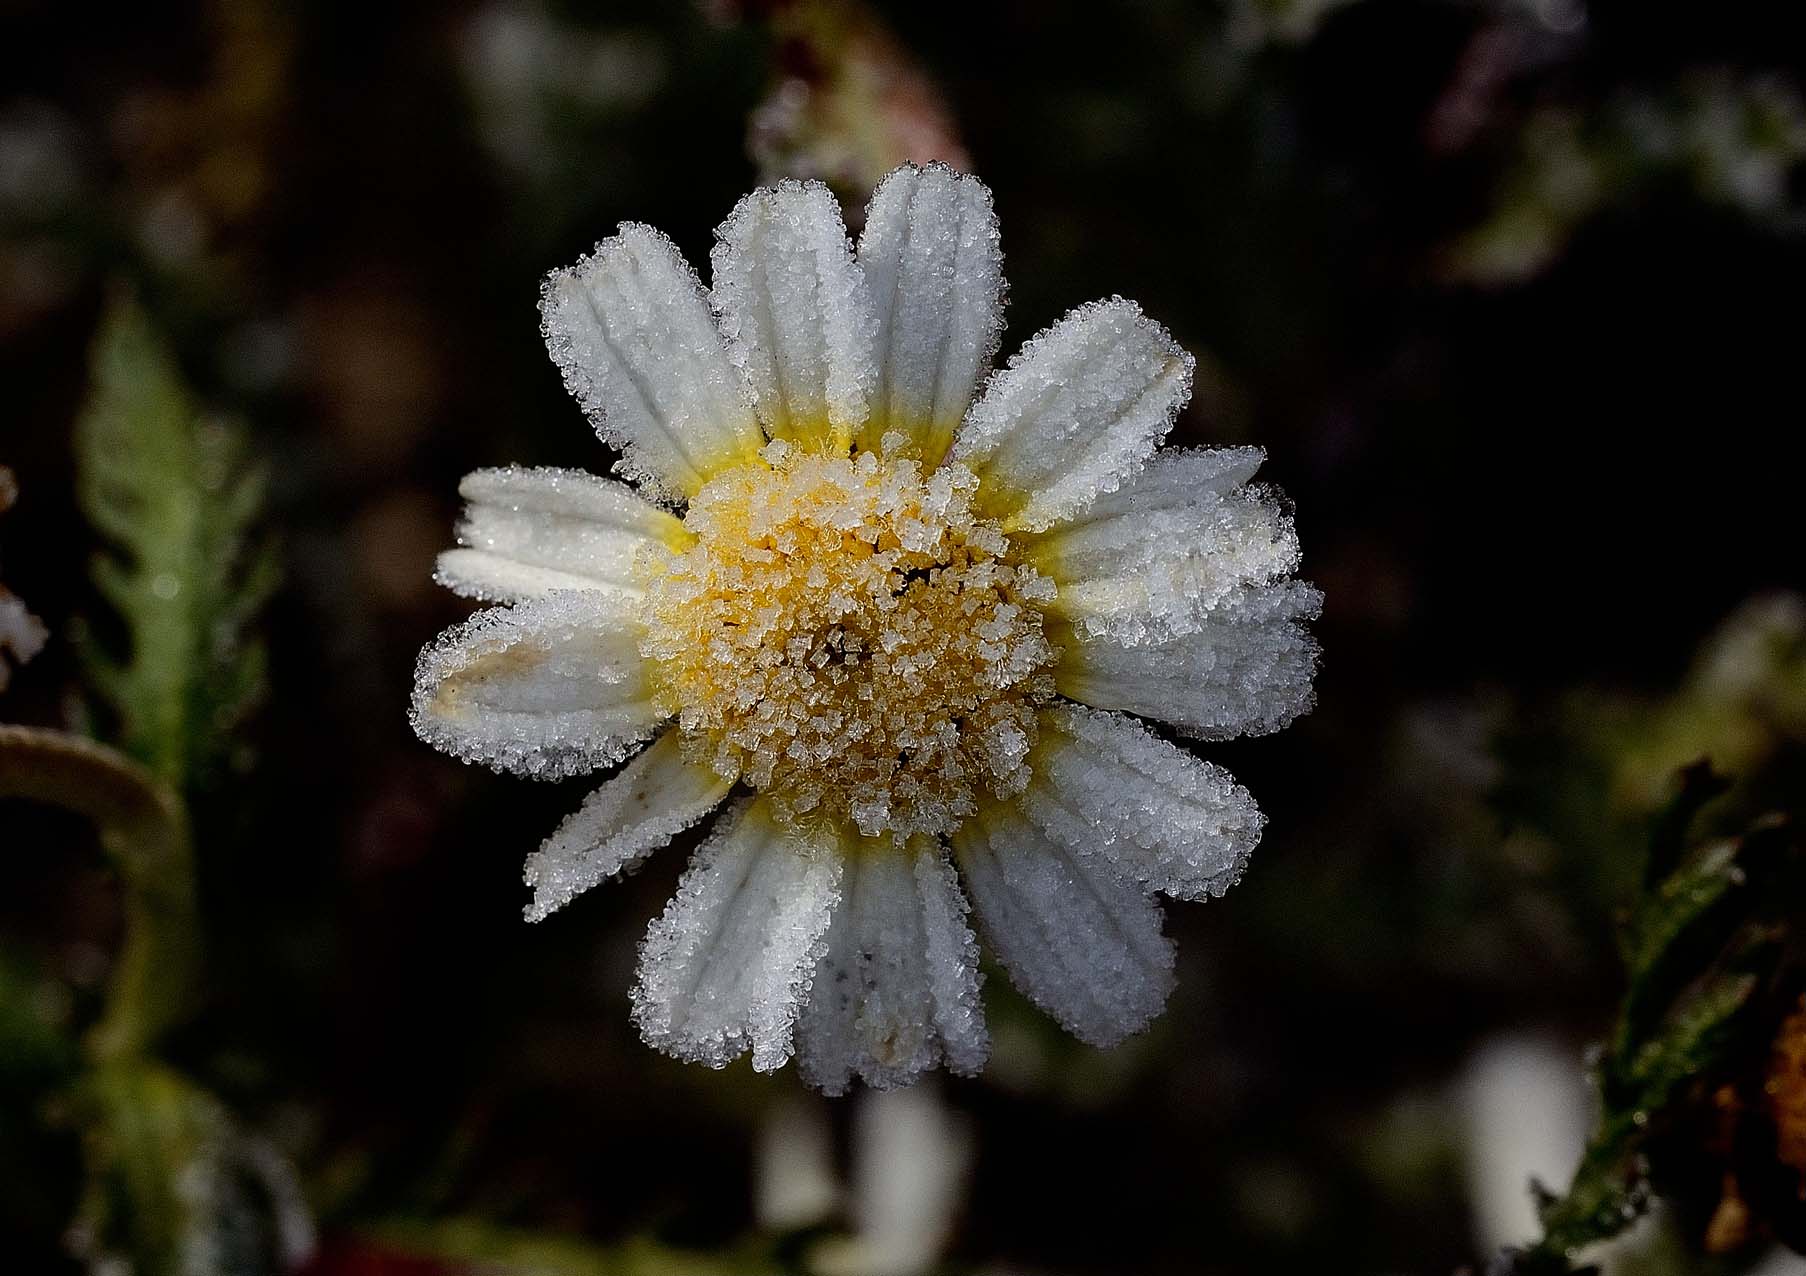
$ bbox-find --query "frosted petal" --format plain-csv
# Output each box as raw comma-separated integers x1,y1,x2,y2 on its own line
1023,451,1301,645
435,465,689,604
541,223,764,499
1056,580,1323,740
797,839,988,1095
523,729,733,922
409,592,661,779
953,298,1193,532
1024,704,1262,901
631,799,843,1072
1054,446,1266,527
951,800,1174,1048
711,180,875,454
856,164,1004,463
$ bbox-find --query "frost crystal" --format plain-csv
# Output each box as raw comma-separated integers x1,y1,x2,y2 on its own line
541,222,764,500
642,442,1056,840
952,800,1176,1048
631,799,842,1072
857,163,1004,462
711,181,876,455
436,465,689,604
409,590,661,779
798,838,989,1094
1024,448,1303,646
954,298,1194,533
1024,703,1263,900
523,730,732,922
411,162,1322,1091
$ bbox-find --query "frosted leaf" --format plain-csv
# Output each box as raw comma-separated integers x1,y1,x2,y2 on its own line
540,222,764,500
632,799,842,1072
797,839,988,1095
1056,580,1323,740
951,800,1175,1048
856,163,1004,464
523,729,733,922
435,465,690,604
409,591,662,779
711,180,876,454
953,298,1193,533
1024,704,1263,901
1022,451,1301,645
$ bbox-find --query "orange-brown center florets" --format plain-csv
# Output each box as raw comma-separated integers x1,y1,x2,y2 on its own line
641,441,1057,840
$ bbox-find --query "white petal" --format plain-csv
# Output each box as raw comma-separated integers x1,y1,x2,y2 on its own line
1055,580,1322,740
409,592,661,779
711,180,875,454
522,729,733,922
953,298,1193,532
1023,704,1262,901
1023,449,1301,645
435,465,689,604
951,800,1174,1048
797,838,988,1095
856,164,1004,463
1053,445,1265,527
541,223,764,499
631,800,843,1073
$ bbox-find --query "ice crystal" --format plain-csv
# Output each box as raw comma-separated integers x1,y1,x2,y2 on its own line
409,590,660,779
857,164,1004,462
954,298,1194,533
642,441,1056,840
951,799,1176,1048
411,162,1322,1091
631,799,842,1072
436,465,688,604
798,838,989,1095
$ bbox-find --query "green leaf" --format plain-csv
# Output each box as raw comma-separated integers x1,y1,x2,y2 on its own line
0,725,197,1059
74,1060,312,1276
74,293,276,792
1516,798,1793,1272
360,1217,784,1276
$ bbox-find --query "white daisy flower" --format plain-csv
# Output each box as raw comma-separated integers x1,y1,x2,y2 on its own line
410,164,1321,1094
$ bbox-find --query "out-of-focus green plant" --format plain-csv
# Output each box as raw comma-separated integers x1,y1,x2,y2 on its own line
76,293,276,792
357,1217,783,1276
743,0,968,204
0,726,195,1061
1448,72,1806,286
1496,767,1801,1274
0,292,294,1276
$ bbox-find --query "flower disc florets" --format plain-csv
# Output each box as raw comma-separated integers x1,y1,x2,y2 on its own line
642,439,1058,840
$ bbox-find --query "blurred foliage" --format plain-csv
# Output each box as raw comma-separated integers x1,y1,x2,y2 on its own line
72,1059,312,1276
2,1,1805,1274
1503,776,1801,1272
76,294,275,792
1448,70,1806,286
352,1217,782,1275
744,0,968,205
0,296,291,1275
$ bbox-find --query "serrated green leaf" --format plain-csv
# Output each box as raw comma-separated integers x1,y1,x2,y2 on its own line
74,293,276,792
1626,971,1760,1107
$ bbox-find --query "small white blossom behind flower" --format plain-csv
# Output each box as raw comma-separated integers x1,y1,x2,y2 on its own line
0,466,49,693
410,163,1321,1094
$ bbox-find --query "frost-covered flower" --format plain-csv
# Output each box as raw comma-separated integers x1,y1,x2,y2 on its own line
410,165,1320,1093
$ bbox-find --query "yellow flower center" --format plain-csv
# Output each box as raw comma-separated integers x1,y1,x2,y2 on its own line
641,440,1057,840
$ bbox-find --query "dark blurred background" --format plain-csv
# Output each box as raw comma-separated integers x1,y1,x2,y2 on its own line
3,2,1805,1274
